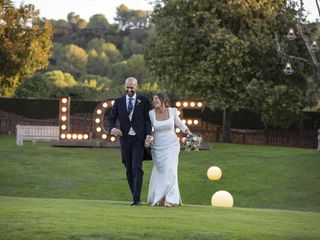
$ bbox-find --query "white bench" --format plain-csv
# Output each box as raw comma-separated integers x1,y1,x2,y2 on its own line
16,125,59,146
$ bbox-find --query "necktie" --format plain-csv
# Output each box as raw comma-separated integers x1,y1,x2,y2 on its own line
128,97,133,114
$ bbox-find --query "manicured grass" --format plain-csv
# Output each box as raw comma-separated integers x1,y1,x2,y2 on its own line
1,196,320,240
0,135,320,212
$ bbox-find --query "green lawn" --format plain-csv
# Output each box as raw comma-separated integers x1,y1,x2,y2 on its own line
1,135,319,211
1,196,320,240
1,135,320,239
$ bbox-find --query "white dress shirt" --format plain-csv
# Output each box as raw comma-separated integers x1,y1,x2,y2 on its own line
126,94,136,135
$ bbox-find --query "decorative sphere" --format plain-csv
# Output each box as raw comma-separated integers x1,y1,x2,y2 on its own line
211,190,233,208
207,166,222,181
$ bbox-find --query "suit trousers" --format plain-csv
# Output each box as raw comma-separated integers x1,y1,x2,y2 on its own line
121,135,144,202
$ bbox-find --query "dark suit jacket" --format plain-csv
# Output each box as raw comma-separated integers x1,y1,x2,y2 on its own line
108,95,152,144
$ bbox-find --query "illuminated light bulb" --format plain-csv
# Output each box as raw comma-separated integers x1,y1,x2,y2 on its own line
61,98,68,103
96,127,102,132
111,100,115,105
72,134,77,139
182,137,186,142
78,134,83,140
61,125,67,130
111,136,116,142
102,102,108,108
190,102,195,107
187,120,193,125
183,102,188,107
283,62,293,75
61,116,67,121
175,128,181,133
96,109,102,115
197,102,203,107
67,134,72,139
182,119,186,124
102,134,107,139
287,28,296,40
177,110,181,116
95,118,101,123
83,134,89,140
0,19,7,25
61,107,67,112
61,134,66,139
176,101,181,107
310,41,319,52
194,119,199,125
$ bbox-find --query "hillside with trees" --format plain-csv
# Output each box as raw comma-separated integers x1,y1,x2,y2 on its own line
1,0,319,133
1,1,157,100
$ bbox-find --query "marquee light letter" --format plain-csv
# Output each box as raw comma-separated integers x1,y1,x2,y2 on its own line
58,97,204,144
174,100,204,142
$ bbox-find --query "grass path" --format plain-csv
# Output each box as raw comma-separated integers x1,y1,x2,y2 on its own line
1,196,320,240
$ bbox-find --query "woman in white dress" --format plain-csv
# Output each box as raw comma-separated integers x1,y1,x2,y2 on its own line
145,93,191,207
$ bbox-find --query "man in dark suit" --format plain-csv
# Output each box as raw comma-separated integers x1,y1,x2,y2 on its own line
108,77,152,206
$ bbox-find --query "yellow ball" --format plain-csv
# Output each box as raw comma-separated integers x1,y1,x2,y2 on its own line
211,190,234,208
207,166,222,181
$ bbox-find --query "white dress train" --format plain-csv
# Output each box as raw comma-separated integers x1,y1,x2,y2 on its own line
147,107,188,206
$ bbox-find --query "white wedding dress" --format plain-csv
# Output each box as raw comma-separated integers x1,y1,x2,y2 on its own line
147,107,188,206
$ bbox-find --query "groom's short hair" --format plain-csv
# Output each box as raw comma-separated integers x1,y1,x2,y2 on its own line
125,77,138,85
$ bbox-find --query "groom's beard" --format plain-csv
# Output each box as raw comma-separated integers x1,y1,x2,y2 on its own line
126,90,135,97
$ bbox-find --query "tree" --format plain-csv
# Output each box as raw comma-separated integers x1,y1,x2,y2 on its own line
102,42,122,63
78,74,112,91
146,0,317,141
15,70,110,100
0,0,53,96
67,12,87,31
122,36,143,58
276,0,320,82
86,37,105,52
86,50,109,75
15,70,76,98
87,14,110,36
248,0,320,127
52,19,70,36
114,4,150,31
106,54,146,86
55,44,88,77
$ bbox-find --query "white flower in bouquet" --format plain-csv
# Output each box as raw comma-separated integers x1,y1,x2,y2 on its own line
184,133,202,151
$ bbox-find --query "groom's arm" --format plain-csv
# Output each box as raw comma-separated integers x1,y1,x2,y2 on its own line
108,99,120,135
143,97,152,136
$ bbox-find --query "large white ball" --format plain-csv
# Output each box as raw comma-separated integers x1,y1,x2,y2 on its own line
211,190,234,208
207,166,222,181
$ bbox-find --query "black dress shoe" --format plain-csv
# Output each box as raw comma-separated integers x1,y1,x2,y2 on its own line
130,201,141,206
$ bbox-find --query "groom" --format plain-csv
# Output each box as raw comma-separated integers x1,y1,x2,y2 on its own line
108,77,152,206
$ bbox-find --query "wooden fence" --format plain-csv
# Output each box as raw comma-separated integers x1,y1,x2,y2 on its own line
0,111,317,148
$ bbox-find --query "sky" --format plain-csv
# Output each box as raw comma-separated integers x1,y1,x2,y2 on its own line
13,0,154,23
14,0,318,23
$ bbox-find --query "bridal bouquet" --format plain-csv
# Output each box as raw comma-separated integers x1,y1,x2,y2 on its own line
184,133,202,152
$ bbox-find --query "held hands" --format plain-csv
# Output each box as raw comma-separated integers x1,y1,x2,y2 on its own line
144,135,153,148
185,128,192,135
111,128,122,137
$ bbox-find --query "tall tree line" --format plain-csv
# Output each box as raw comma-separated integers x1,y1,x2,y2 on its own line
145,0,320,140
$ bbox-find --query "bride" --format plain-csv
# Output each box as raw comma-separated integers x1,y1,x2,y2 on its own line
145,93,191,207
